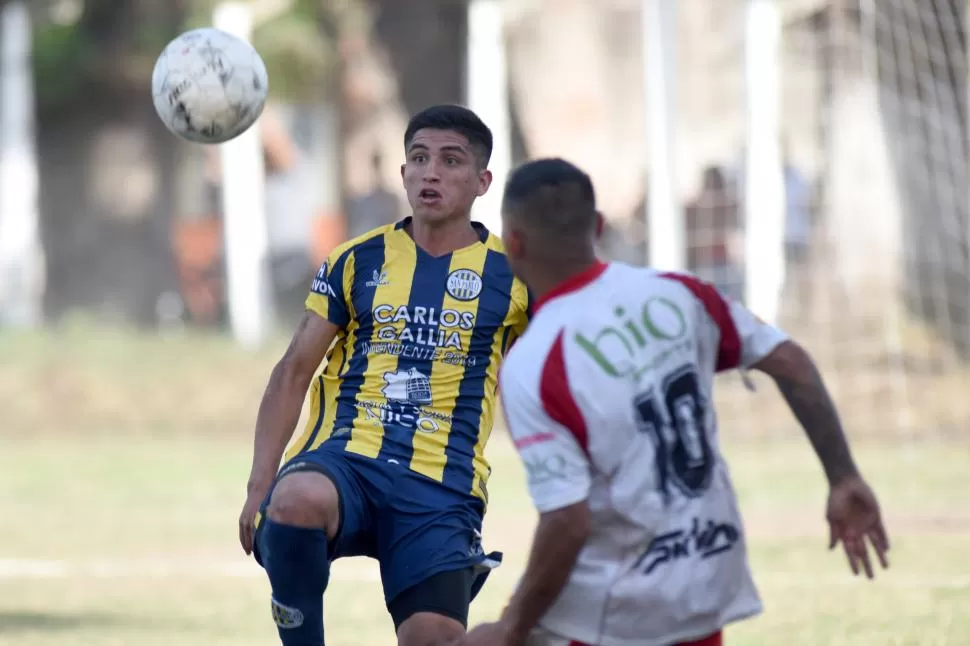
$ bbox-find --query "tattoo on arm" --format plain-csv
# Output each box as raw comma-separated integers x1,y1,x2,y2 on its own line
768,346,859,485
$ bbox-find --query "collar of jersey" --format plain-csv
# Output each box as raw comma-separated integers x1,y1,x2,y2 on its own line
394,216,490,245
534,261,609,313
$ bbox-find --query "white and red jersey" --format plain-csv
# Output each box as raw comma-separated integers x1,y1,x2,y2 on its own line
499,261,789,646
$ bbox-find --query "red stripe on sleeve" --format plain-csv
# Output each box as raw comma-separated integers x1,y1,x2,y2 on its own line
660,272,742,371
539,332,589,454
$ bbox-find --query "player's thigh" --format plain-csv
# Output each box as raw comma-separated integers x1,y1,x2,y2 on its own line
376,473,489,605
390,568,476,644
256,446,378,560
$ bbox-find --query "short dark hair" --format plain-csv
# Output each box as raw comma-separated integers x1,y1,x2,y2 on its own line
502,158,597,240
404,104,493,168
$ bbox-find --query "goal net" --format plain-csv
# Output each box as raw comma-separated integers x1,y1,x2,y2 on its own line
667,0,970,439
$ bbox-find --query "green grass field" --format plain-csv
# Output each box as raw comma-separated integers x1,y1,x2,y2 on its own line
1,327,968,645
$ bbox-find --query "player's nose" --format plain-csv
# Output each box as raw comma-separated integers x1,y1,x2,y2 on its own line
422,159,442,181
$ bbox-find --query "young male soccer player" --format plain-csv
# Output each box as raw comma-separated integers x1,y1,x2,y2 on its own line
460,159,890,646
237,105,532,646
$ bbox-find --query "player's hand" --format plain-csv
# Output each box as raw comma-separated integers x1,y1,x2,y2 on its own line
826,474,890,579
455,621,515,646
238,482,270,556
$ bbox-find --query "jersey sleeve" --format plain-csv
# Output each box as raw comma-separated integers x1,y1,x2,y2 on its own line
305,250,352,328
726,299,789,368
500,333,592,513
502,279,534,355
660,272,788,371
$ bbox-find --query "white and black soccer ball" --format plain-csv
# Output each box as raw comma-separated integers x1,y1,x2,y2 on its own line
151,27,268,144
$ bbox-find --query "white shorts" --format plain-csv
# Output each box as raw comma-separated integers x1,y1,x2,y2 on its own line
525,626,724,646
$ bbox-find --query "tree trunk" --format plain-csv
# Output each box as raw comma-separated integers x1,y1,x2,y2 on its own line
335,0,466,202
505,0,646,256
37,0,184,326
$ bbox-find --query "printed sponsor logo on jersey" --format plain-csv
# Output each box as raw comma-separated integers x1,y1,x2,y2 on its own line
633,516,740,575
360,340,477,367
271,597,304,629
446,269,483,301
523,452,587,486
373,304,475,350
382,368,432,405
362,372,451,433
310,262,338,298
575,297,690,378
362,401,443,433
514,431,556,450
366,269,390,287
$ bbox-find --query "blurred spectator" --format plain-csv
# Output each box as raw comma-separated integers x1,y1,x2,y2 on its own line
685,166,744,300
345,152,401,240
179,106,318,327
260,107,318,324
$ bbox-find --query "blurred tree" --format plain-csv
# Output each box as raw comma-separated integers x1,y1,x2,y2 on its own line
26,0,470,325
504,0,646,260
28,0,337,327
31,0,188,326
323,0,468,204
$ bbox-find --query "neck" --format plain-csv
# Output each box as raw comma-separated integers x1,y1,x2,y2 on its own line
525,254,601,303
407,214,478,256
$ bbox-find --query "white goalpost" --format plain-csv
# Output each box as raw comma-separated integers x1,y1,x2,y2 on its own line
743,0,785,324
643,0,685,271
466,0,511,235
0,0,43,328
647,0,969,439
214,2,272,349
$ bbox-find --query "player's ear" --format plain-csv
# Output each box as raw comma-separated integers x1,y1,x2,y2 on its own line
400,163,406,180
595,211,605,239
477,169,493,197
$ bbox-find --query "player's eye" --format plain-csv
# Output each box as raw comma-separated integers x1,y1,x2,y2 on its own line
412,154,427,163
445,157,459,165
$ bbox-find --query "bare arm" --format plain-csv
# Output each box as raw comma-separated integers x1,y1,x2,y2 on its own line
752,339,859,485
246,311,339,494
499,501,591,643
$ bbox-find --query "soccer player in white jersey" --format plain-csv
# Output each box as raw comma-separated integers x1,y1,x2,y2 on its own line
459,159,890,646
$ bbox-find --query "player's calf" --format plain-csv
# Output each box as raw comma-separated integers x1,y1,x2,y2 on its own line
257,471,341,645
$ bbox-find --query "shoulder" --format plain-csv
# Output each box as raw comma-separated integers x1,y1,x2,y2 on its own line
448,228,531,317
502,314,568,385
325,223,395,268
645,269,733,318
477,230,533,312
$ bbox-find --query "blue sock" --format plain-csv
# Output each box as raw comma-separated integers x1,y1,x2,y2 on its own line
257,519,330,646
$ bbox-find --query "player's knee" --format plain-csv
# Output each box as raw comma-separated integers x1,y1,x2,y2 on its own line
396,612,465,646
266,471,340,536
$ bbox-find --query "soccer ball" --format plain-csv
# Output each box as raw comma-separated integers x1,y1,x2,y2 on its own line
151,28,268,144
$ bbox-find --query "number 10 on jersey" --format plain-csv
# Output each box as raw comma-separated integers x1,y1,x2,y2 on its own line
634,365,714,502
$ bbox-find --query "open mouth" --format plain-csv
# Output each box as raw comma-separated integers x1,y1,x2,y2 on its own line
419,189,442,201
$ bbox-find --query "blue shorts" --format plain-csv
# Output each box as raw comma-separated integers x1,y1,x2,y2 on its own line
256,442,501,605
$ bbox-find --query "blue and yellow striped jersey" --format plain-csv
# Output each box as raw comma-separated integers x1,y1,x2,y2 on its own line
285,218,532,503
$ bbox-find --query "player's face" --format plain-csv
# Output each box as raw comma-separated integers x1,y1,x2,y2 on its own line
401,129,492,225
